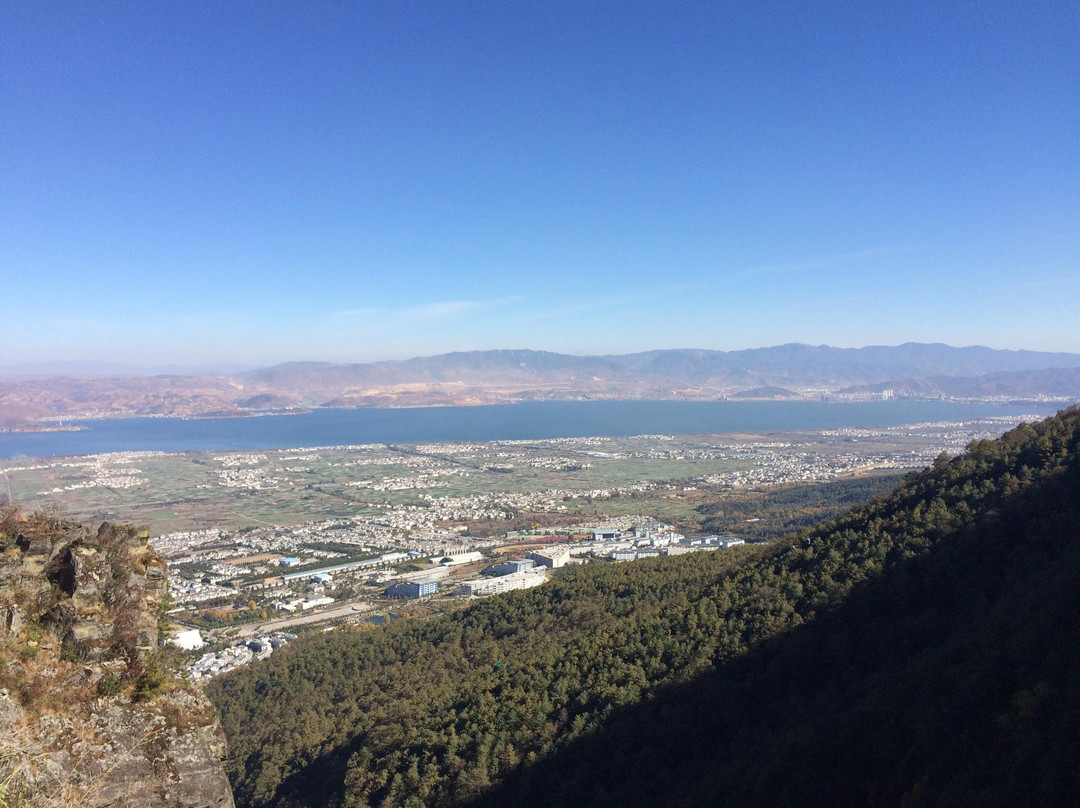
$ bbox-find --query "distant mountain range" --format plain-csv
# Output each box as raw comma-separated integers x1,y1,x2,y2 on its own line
839,366,1080,399
2,343,1080,426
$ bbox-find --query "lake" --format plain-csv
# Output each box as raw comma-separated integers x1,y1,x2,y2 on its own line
0,400,1062,459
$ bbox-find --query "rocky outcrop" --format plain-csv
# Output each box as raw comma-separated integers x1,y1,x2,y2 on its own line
0,687,235,807
0,520,168,661
0,512,235,808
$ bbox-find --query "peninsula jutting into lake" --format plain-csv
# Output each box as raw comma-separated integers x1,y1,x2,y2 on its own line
3,344,1079,434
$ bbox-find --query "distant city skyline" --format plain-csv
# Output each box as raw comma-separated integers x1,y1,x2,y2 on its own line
3,2,1078,365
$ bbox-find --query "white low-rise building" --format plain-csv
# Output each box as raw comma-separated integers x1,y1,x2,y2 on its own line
439,549,484,566
528,545,571,568
457,570,547,597
399,566,451,583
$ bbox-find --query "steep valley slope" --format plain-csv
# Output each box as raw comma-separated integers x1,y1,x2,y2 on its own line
208,407,1080,807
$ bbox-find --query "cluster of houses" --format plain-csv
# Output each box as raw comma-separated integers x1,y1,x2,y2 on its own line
382,543,574,600
373,528,747,602
169,525,753,680
278,594,335,612
171,525,749,631
184,632,296,680
567,526,745,562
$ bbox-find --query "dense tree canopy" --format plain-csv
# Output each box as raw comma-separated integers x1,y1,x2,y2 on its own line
209,408,1080,807
696,472,903,538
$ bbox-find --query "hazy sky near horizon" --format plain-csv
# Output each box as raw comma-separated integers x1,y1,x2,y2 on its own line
3,1,1078,368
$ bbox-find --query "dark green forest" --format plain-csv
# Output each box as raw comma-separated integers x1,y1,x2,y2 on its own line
208,408,1080,807
696,471,903,539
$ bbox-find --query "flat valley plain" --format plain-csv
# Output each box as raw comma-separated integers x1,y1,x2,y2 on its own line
1,415,1040,668
1,416,1029,538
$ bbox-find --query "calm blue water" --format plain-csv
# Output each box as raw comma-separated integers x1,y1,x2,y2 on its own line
0,400,1062,460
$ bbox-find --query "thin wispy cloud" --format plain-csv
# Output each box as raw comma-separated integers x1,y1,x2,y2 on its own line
800,290,893,308
407,299,498,320
515,289,670,323
516,247,906,325
743,246,912,277
331,296,523,322
408,300,482,319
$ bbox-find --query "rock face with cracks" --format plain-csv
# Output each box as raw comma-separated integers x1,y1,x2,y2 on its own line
0,512,235,808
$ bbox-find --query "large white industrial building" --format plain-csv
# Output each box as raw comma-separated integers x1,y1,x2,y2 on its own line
528,545,571,568
439,548,485,566
457,570,547,597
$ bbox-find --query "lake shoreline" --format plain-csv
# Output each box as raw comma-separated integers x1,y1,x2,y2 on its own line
0,400,1062,461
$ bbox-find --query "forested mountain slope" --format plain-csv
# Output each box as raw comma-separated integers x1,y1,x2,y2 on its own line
209,408,1080,808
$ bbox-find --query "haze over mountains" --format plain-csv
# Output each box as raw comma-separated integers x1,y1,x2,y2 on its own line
3,343,1080,427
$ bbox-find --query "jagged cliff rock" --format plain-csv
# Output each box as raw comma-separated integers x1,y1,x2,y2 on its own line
0,513,235,808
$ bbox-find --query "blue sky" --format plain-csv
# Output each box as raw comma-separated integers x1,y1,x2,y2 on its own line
2,1,1078,368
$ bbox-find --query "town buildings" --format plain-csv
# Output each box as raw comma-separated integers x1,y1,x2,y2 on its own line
528,546,571,568
457,570,547,597
386,580,440,598
485,558,536,576
438,548,485,565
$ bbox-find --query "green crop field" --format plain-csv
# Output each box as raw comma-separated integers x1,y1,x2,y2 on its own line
0,420,1007,537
